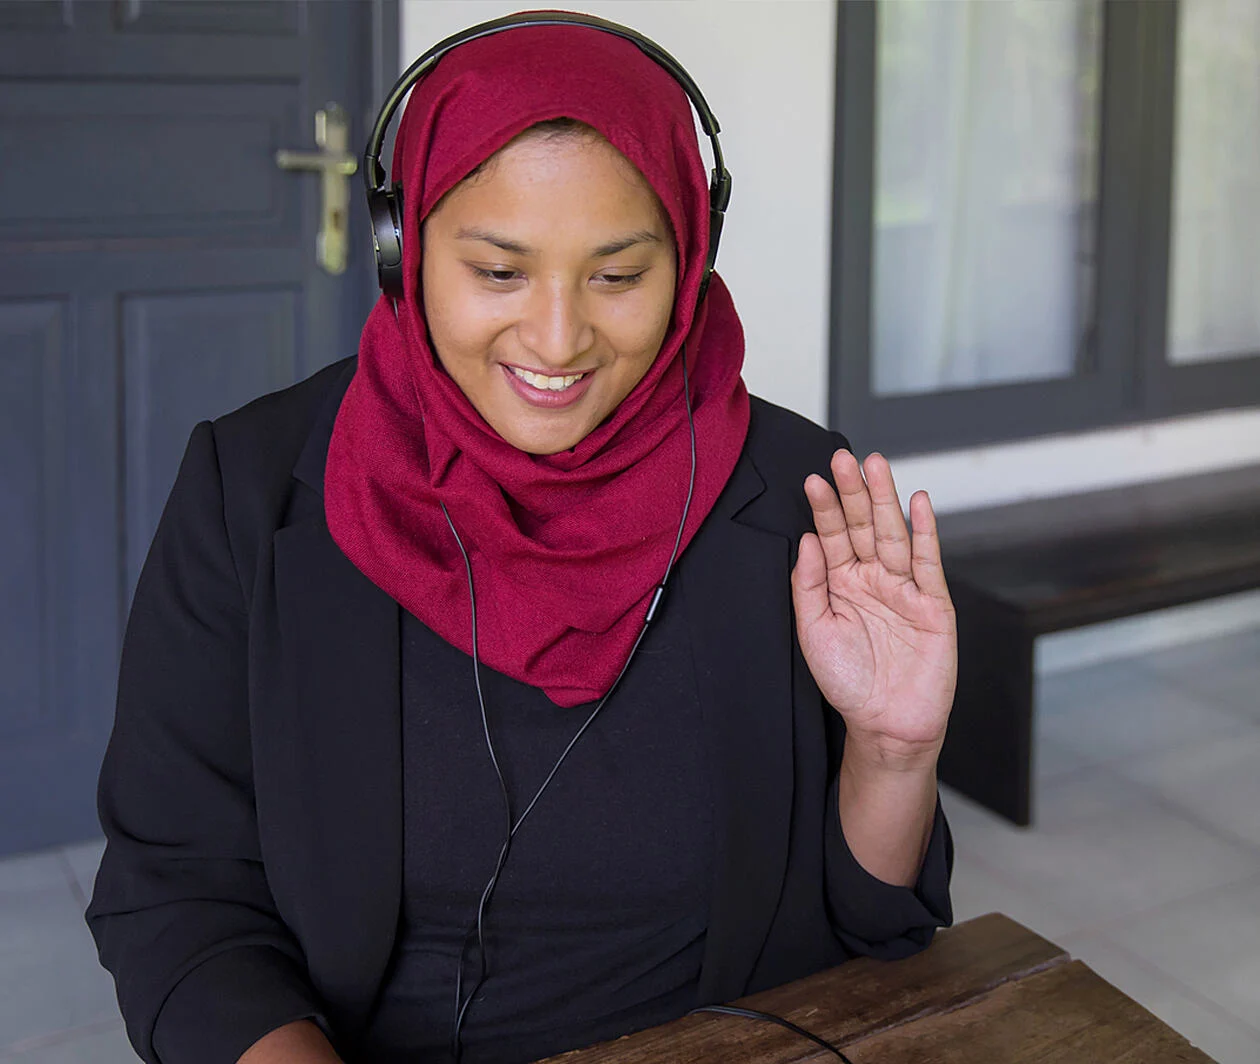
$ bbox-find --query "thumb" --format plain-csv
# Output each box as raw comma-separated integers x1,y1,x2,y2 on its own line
792,532,831,630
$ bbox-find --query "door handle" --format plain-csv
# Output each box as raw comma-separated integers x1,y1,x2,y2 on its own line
276,105,358,275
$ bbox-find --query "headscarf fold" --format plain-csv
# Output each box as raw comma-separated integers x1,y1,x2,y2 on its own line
325,17,750,706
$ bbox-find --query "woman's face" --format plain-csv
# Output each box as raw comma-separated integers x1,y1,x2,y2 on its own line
421,131,678,455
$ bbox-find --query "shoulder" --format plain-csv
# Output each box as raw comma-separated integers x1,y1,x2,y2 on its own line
205,356,355,533
186,357,355,593
725,396,854,539
745,394,853,484
210,356,355,484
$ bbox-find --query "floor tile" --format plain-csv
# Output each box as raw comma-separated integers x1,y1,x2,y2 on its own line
948,844,1081,941
1142,627,1260,722
946,760,1146,836
0,873,120,1052
1036,656,1148,709
940,771,1260,934
0,1020,140,1063
0,853,72,898
1056,929,1260,1064
1099,873,1260,1039
1035,659,1252,768
58,840,105,910
1030,731,1093,783
1117,731,1260,850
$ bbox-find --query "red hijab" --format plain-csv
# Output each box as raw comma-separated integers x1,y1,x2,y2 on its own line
325,19,750,706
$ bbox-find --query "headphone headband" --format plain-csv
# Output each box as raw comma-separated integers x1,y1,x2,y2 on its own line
364,11,732,302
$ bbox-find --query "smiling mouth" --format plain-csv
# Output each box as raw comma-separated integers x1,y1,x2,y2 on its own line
507,366,590,392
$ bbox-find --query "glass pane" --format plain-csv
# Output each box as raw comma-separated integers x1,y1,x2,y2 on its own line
1167,0,1260,365
871,0,1102,397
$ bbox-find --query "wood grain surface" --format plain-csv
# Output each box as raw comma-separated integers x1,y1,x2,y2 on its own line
838,960,1215,1064
536,914,1088,1063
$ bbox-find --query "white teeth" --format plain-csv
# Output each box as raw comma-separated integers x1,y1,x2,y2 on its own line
509,367,586,391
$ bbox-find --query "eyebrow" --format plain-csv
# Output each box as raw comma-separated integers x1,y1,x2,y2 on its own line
454,226,662,259
591,230,662,258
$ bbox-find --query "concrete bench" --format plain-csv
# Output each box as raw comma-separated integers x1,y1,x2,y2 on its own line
935,464,1260,826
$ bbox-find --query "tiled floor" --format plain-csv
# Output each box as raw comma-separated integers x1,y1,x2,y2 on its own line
946,626,1260,1064
1,628,1258,1063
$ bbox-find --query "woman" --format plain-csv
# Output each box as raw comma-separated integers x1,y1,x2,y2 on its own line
88,15,955,1064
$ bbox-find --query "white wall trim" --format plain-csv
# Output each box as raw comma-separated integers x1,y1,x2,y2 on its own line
889,405,1260,515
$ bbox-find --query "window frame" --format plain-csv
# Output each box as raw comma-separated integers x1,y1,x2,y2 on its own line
827,0,1260,456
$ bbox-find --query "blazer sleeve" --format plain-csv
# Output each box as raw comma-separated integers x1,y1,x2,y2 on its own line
86,422,329,1064
822,774,953,959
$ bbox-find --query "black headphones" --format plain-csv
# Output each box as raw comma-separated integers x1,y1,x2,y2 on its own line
363,10,732,305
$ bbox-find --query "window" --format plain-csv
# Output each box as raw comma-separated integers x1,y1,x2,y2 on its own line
871,1,1101,397
830,0,1260,455
1166,0,1260,365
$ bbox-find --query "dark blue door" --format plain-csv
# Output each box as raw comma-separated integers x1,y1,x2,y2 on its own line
0,0,391,855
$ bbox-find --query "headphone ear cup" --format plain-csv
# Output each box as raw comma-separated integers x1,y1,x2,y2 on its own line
369,184,405,298
700,206,724,300
697,168,731,305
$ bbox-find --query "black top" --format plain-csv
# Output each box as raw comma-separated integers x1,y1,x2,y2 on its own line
359,601,713,1063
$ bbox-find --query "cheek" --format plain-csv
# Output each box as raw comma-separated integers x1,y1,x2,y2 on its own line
609,262,674,336
422,263,497,367
605,299,673,399
623,277,675,361
419,256,454,347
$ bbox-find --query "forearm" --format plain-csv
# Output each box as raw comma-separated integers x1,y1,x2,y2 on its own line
238,1021,342,1064
836,737,939,888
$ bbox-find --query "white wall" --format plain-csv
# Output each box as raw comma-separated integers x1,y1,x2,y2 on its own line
400,0,1260,663
894,405,1260,512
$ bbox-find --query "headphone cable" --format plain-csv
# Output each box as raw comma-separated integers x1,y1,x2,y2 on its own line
689,1004,857,1062
443,344,698,1062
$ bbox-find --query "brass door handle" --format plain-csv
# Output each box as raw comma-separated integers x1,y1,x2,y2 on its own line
276,105,358,275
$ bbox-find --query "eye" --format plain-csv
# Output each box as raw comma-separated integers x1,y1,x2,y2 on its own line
469,265,522,286
594,271,646,288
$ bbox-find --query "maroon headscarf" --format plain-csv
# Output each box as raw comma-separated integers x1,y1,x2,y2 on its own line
325,18,750,706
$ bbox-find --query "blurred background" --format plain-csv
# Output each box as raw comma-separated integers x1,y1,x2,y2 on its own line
1,0,1258,1061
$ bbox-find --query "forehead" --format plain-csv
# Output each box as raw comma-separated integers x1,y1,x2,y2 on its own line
428,133,673,238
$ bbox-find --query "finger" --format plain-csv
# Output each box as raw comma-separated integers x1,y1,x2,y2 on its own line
791,531,832,628
864,453,912,578
803,471,857,570
909,490,953,603
831,449,877,563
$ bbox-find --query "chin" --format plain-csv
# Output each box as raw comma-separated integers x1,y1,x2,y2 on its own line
495,420,587,456
514,434,584,456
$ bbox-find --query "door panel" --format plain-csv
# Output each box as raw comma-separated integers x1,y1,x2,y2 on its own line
1,83,300,239
0,0,387,855
121,288,299,594
0,0,65,32
117,1,300,37
0,2,305,78
0,300,65,733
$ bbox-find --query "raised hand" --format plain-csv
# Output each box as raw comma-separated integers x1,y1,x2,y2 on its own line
791,449,957,768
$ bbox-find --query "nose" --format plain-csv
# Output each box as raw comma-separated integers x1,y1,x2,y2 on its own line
516,278,595,369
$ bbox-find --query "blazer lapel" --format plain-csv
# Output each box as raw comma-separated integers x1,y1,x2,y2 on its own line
686,452,798,1003
260,377,403,1035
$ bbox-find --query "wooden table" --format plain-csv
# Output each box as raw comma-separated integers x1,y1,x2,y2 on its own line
537,914,1215,1063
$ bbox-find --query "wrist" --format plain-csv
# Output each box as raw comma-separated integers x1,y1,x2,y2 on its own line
836,741,939,888
841,729,943,776
238,1020,341,1064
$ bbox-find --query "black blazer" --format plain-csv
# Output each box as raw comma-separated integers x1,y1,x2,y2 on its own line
87,358,951,1064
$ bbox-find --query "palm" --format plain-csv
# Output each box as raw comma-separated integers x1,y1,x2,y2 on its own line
791,450,957,759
